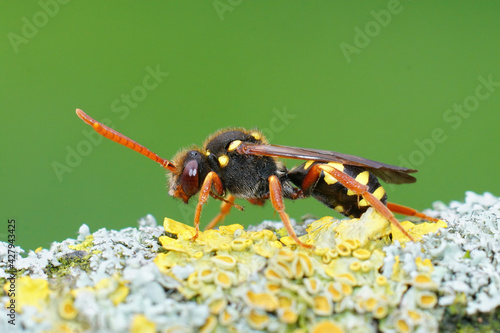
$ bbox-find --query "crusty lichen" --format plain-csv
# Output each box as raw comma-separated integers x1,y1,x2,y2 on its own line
153,208,444,332
0,192,499,332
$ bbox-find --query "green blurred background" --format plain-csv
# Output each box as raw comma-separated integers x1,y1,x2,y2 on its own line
1,1,499,251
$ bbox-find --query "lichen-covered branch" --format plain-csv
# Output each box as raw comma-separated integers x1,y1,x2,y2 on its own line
1,192,499,332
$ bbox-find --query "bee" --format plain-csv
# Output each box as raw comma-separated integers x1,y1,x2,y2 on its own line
76,109,437,248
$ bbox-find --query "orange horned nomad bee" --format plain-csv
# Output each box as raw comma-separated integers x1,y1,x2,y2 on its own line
76,109,438,248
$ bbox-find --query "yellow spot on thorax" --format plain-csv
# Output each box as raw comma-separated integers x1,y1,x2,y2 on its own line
250,131,261,140
228,140,242,152
218,154,229,167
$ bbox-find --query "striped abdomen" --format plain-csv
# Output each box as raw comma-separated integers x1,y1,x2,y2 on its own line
288,161,387,218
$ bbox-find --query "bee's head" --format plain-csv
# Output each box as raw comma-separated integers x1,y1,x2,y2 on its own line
168,149,209,203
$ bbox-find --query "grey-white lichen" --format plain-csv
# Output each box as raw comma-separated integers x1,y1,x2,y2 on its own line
0,192,499,332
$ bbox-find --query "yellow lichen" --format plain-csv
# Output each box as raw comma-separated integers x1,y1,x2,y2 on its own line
392,219,447,243
343,239,360,250
407,309,422,322
395,318,411,333
349,260,361,272
294,258,304,279
391,255,402,281
266,281,281,293
208,298,226,314
247,310,269,330
275,260,294,279
158,236,188,254
364,297,378,311
278,248,297,262
151,215,443,331
130,314,156,333
322,248,338,264
413,273,437,290
58,297,78,320
109,281,129,306
314,247,328,256
325,282,343,302
340,282,353,296
298,252,314,276
68,235,94,251
214,271,233,289
278,294,293,309
311,320,344,333
231,238,252,251
352,248,371,260
245,291,279,311
163,218,196,237
278,308,298,324
211,255,237,270
373,304,388,319
335,273,357,286
375,275,388,286
325,209,392,248
264,267,282,281
417,291,438,309
304,277,322,294
193,251,204,259
8,276,49,313
187,273,202,290
219,309,235,326
218,224,244,235
336,242,352,256
200,315,217,333
415,256,434,272
198,268,214,282
313,295,332,315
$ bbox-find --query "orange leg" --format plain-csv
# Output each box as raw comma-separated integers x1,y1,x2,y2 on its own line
205,195,240,230
268,175,313,248
192,172,224,241
318,165,415,242
387,202,439,222
205,195,271,230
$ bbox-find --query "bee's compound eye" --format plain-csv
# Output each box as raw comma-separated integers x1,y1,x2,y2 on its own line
181,160,200,196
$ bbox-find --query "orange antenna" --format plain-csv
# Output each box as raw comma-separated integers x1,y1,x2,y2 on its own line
76,109,176,172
